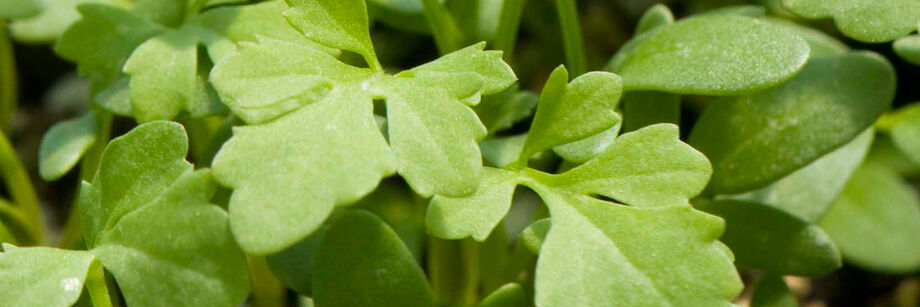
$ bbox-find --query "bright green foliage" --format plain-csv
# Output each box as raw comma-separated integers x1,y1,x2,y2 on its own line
751,275,797,307
690,52,895,194
55,4,164,85
209,0,514,255
621,91,679,133
887,104,920,165
427,70,739,305
729,129,874,222
313,210,433,307
535,191,740,307
520,217,550,253
427,168,520,241
80,121,249,306
634,4,674,34
480,134,527,168
819,163,920,273
479,283,528,307
122,30,219,122
552,121,621,163
0,0,40,19
764,17,849,57
894,35,920,66
782,0,920,42
697,200,841,276
473,88,537,135
613,15,809,95
283,0,381,70
38,112,96,181
0,245,95,307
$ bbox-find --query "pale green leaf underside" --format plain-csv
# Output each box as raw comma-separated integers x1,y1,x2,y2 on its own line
521,218,550,253
0,245,94,307
38,112,97,181
782,0,920,43
697,200,841,276
617,14,809,95
536,191,740,307
819,163,920,273
553,122,621,164
313,210,433,307
728,129,874,222
690,52,895,194
634,4,674,34
212,88,396,255
479,283,528,307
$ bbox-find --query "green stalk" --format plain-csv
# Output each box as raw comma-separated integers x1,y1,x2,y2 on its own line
248,255,285,307
0,130,44,244
427,237,479,306
493,0,527,62
420,0,465,54
554,0,586,76
0,197,35,243
0,18,17,133
59,109,112,249
86,261,114,307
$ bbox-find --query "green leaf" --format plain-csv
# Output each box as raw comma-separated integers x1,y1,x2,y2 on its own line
283,0,381,69
80,121,192,247
615,15,809,95
728,129,874,222
520,217,550,254
38,112,97,181
131,0,208,27
765,17,849,57
426,168,520,241
208,36,365,125
518,67,623,166
211,88,396,254
479,283,528,307
551,124,712,208
0,245,95,307
473,88,537,135
93,170,250,307
634,4,674,34
0,0,40,19
751,275,798,307
123,29,218,122
55,4,164,83
9,0,129,43
94,77,134,116
894,35,920,66
382,79,487,197
552,122,621,164
267,227,327,296
865,134,920,177
696,200,841,276
535,191,741,307
888,104,920,166
819,163,920,273
313,210,433,307
401,42,517,105
782,0,920,42
353,179,426,260
690,52,895,194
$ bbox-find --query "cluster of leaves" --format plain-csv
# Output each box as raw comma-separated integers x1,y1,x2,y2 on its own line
0,0,919,306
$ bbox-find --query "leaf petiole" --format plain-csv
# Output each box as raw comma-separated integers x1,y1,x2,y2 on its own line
420,0,465,54
553,0,586,76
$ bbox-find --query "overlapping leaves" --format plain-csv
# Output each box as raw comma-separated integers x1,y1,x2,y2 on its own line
208,0,515,254
426,66,741,306
783,0,920,42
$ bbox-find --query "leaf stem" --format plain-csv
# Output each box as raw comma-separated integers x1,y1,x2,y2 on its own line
493,0,527,62
427,237,479,306
420,0,466,55
86,261,114,307
0,18,17,133
554,0,586,76
59,109,112,249
248,255,286,307
0,196,37,243
0,130,44,245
